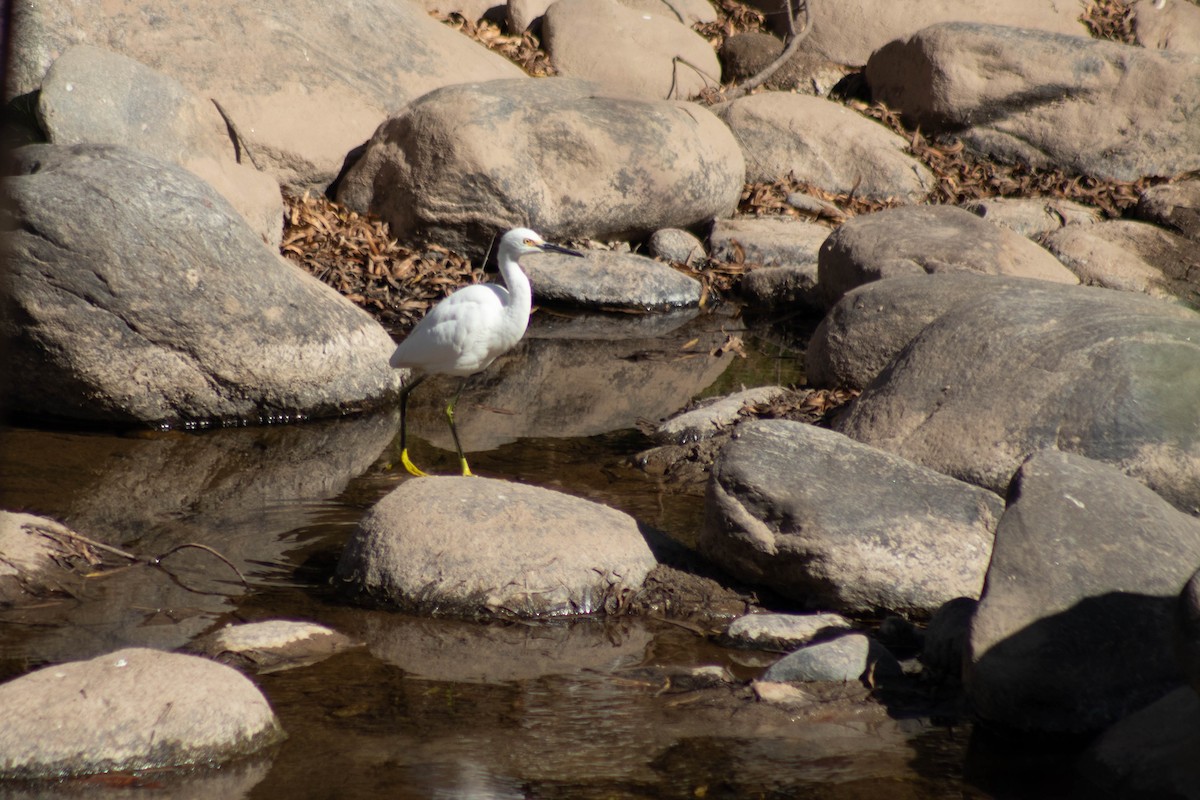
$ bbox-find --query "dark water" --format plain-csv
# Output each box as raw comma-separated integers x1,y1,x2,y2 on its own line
0,309,1043,798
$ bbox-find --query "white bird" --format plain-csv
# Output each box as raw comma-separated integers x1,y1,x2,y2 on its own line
390,227,583,477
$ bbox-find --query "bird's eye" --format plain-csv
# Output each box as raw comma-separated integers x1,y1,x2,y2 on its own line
524,238,536,246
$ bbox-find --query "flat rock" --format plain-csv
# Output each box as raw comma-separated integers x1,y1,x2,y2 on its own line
701,420,1002,615
866,22,1200,181
8,0,524,190
186,620,356,673
37,45,282,247
817,204,1077,307
836,278,1200,513
761,633,901,683
710,217,830,312
724,612,854,650
542,0,721,100
806,273,1037,391
523,249,702,310
655,386,789,445
1041,220,1200,307
2,143,400,425
713,93,934,202
0,648,284,778
966,451,1200,735
960,196,1101,239
1136,178,1200,242
335,476,658,618
336,78,744,257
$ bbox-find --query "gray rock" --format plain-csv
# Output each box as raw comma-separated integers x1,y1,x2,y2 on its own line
960,196,1101,239
1136,178,1200,243
921,596,977,684
186,620,356,673
336,476,658,617
37,44,282,247
8,0,524,190
0,648,283,778
701,420,1002,615
725,612,854,650
806,273,1029,391
1041,220,1200,307
836,279,1200,513
866,22,1200,181
542,0,720,100
2,143,401,425
1079,686,1200,800
523,249,702,310
966,451,1200,734
713,93,934,202
337,78,744,257
647,228,707,267
816,204,1077,307
655,386,788,445
710,216,831,267
1132,0,1200,54
761,633,901,683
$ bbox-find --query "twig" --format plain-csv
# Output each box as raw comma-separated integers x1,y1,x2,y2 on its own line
152,544,251,590
668,56,721,100
211,98,262,170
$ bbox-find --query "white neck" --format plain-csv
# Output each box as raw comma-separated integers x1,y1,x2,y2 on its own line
498,251,533,329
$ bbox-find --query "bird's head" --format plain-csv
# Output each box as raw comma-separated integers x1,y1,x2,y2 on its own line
501,227,583,259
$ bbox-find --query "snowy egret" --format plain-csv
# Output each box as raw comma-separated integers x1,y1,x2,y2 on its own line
391,227,583,477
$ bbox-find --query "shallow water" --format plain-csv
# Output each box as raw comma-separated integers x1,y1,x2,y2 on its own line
0,309,1043,798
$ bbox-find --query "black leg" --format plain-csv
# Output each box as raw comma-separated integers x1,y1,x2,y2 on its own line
398,373,428,477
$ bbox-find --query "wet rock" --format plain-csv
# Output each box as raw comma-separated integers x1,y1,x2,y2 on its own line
523,249,702,310
337,78,743,256
542,0,720,100
1040,220,1200,307
2,143,400,426
718,31,847,95
836,279,1200,513
761,633,902,683
712,93,934,202
0,648,283,778
37,45,282,247
654,386,788,445
866,23,1200,181
960,196,1101,239
966,451,1200,735
806,273,1023,391
1136,178,1200,243
187,620,356,673
921,597,976,684
336,476,658,618
0,512,91,606
8,0,524,190
724,612,854,650
647,228,707,267
701,420,1002,615
1131,0,1200,54
1079,686,1200,800
816,204,1076,307
752,0,1085,66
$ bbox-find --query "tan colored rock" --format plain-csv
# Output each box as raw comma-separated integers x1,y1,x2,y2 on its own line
960,196,1101,239
713,93,933,202
867,22,1200,181
1136,178,1200,242
1133,0,1200,54
542,0,721,100
1041,220,1200,307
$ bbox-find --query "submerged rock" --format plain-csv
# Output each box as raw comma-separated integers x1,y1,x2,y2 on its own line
186,620,356,673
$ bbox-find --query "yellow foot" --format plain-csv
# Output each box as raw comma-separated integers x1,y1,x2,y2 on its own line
401,449,428,477
459,459,474,477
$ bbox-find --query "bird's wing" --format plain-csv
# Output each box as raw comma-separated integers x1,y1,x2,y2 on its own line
389,284,508,375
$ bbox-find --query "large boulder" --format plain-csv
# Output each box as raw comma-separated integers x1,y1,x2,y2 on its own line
866,22,1200,181
7,0,525,190
966,451,1200,734
712,93,934,202
816,204,1077,307
701,420,1002,615
336,78,744,256
0,648,283,778
542,0,721,100
36,45,282,247
336,476,658,618
1,143,401,426
837,278,1200,513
